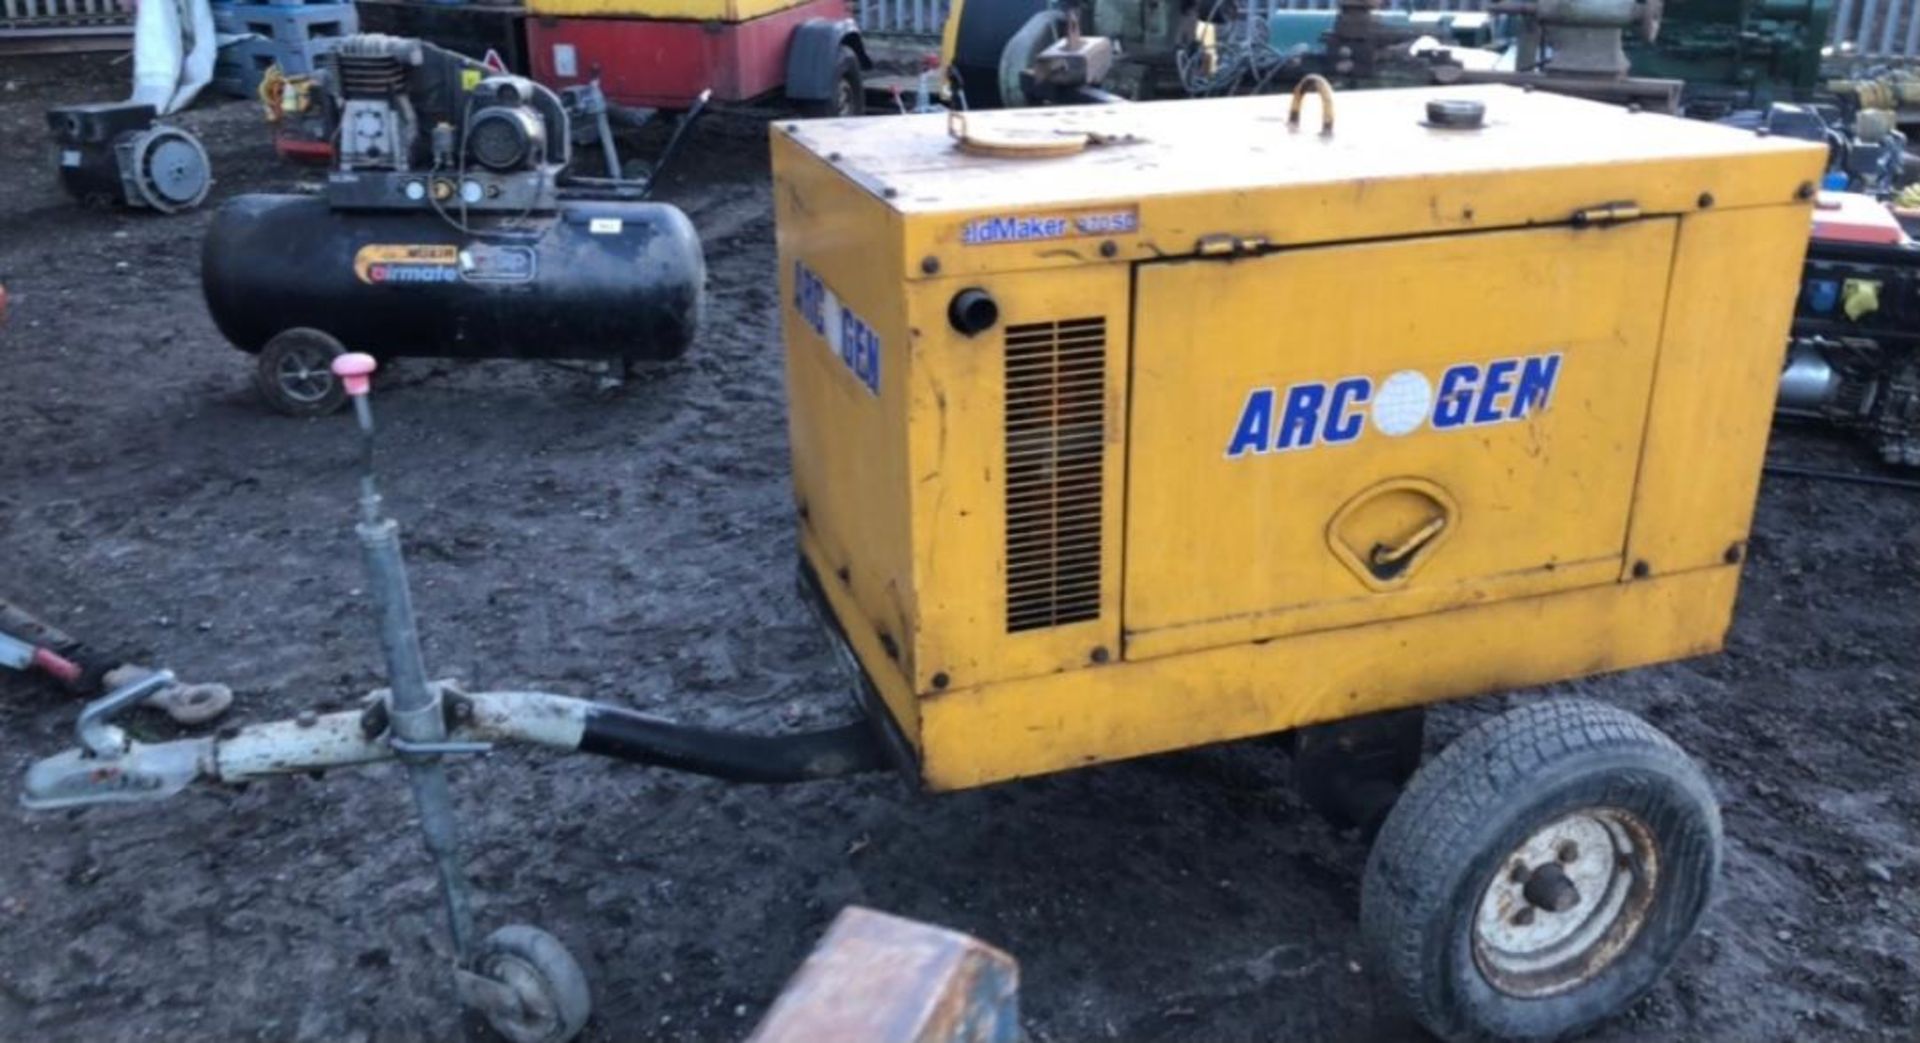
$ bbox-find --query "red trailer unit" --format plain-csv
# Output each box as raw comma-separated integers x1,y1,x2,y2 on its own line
527,0,867,111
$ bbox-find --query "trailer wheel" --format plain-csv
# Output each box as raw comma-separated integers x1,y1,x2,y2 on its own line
801,46,865,118
472,925,592,1043
1360,699,1720,1043
254,328,347,417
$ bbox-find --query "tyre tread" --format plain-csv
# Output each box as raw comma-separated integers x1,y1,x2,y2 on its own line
1361,698,1716,1043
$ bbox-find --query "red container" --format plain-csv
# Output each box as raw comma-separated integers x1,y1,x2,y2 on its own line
528,0,849,110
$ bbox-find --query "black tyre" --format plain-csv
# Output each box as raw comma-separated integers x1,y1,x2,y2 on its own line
1360,698,1720,1043
472,924,592,1043
801,46,865,119
948,0,1049,109
254,327,347,417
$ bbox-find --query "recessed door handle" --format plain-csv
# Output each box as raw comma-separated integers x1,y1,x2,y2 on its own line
1369,515,1448,578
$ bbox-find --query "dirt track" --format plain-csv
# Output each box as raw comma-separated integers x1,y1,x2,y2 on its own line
1,54,1915,1043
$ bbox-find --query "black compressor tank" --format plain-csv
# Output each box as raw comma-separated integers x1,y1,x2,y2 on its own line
202,194,706,413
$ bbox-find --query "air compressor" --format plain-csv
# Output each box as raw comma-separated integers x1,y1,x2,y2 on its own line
202,35,706,415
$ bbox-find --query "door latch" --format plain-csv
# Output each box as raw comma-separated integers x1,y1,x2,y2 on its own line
1368,515,1449,580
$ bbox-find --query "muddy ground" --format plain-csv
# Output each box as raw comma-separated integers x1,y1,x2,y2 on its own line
0,53,1915,1043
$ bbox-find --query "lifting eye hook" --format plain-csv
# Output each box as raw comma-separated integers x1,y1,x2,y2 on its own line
1289,74,1336,137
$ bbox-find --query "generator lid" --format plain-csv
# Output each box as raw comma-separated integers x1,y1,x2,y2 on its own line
778,85,1824,275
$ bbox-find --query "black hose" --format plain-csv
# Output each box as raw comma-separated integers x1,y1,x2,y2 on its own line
578,705,889,783
1764,462,1920,491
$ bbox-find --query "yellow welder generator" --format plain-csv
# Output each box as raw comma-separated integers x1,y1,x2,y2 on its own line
775,84,1823,1042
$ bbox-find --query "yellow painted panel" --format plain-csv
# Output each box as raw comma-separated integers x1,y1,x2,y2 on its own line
774,131,919,735
919,567,1740,791
772,88,1821,791
801,526,919,748
776,87,1826,283
1124,221,1675,658
1625,203,1820,576
528,0,806,21
903,269,1131,693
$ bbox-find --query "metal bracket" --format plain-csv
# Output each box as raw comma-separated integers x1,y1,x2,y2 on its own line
362,681,494,760
22,736,211,810
1571,201,1643,227
390,736,494,758
78,669,177,757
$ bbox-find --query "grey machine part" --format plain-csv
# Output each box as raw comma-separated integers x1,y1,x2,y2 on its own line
333,34,423,174
1778,345,1844,411
320,34,570,215
1509,0,1660,78
558,76,693,185
1733,102,1915,197
119,125,213,212
1467,0,1683,112
1778,339,1920,469
46,101,212,213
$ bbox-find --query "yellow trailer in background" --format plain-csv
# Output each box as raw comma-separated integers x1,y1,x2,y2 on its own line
775,84,1823,1042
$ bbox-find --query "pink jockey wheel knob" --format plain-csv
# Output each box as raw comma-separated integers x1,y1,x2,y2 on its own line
332,353,378,396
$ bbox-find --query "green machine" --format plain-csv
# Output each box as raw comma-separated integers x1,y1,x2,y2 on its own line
1627,0,1835,114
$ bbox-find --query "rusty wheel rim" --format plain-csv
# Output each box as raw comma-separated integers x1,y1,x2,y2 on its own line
1471,807,1659,997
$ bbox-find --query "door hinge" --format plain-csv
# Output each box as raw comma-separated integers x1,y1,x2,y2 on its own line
1570,201,1642,227
1195,233,1270,258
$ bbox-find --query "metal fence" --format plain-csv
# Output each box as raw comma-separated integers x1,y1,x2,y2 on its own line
1,0,124,27
857,1,1920,62
0,0,131,54
1834,0,1920,57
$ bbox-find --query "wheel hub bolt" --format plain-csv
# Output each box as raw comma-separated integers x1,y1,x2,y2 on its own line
1522,861,1582,913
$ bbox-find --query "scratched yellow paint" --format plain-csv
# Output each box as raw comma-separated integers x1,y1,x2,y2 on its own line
903,266,1131,691
917,568,1742,790
1125,220,1674,659
772,85,1825,791
1624,204,1817,577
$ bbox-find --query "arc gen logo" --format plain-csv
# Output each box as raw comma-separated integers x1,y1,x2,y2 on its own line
1224,354,1564,458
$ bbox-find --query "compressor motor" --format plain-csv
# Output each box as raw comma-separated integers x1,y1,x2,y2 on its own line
318,34,570,212
203,34,707,416
45,101,212,213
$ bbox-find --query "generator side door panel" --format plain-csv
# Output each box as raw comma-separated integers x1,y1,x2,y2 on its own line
1122,220,1677,661
905,265,1132,694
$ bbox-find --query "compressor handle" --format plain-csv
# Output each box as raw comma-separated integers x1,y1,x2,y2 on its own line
333,352,377,397
1289,75,1336,137
332,353,382,523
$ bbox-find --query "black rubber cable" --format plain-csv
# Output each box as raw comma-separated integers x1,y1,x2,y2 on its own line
1764,462,1920,491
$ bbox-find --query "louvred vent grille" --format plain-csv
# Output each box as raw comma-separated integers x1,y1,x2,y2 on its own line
1004,317,1106,633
